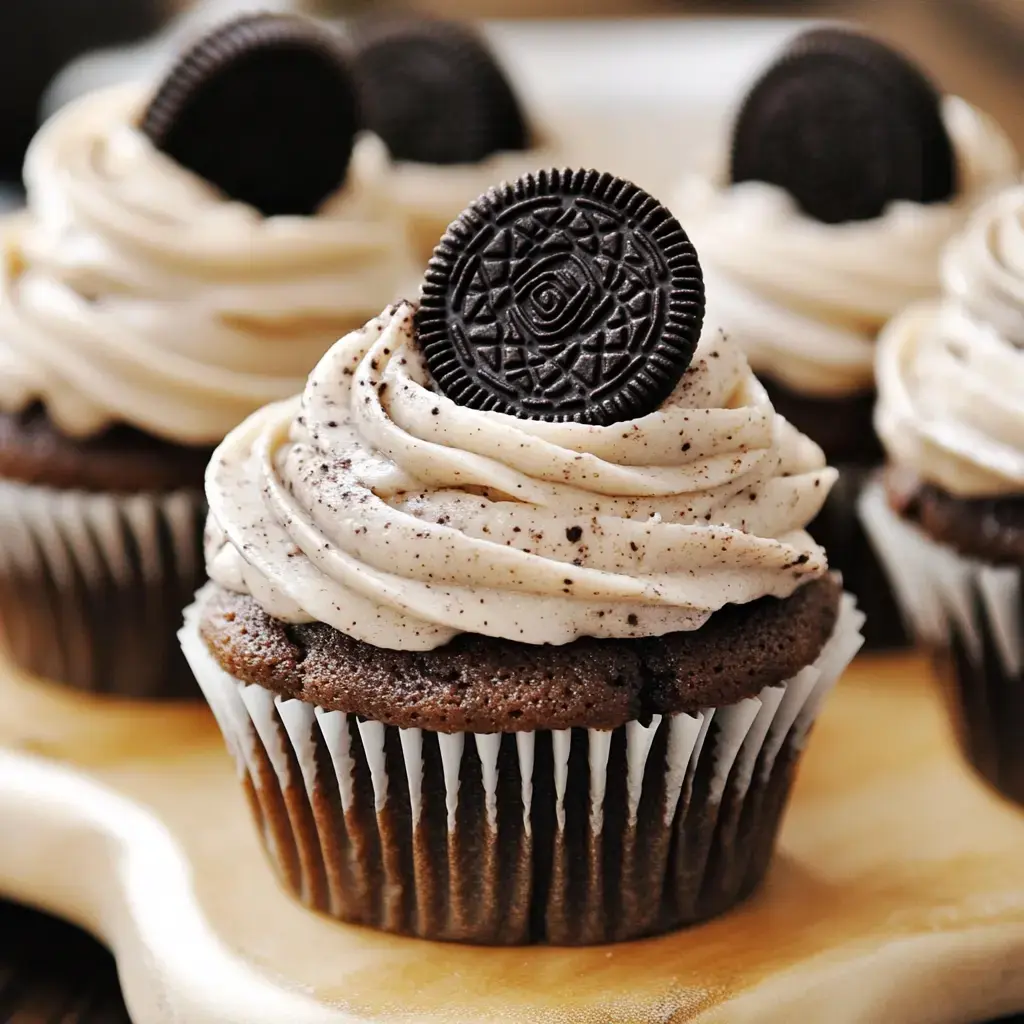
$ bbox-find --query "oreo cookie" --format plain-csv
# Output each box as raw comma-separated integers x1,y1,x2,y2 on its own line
730,27,956,224
351,16,528,165
417,169,704,426
140,13,358,217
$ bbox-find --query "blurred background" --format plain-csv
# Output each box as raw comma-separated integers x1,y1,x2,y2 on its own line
1,0,1021,190
0,0,1021,1020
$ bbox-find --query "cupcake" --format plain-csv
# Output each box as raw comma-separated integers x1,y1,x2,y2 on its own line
181,169,864,944
673,27,1018,649
861,185,1024,805
350,15,556,267
0,13,417,698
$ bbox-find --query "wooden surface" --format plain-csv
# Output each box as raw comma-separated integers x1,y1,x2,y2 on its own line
0,901,1015,1024
2,653,1024,1023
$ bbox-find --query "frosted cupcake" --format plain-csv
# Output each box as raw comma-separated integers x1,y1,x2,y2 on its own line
673,27,1017,649
0,14,416,698
181,169,863,944
861,185,1024,804
351,15,555,268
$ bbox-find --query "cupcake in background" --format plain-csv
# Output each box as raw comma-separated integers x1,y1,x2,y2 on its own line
181,169,863,944
861,185,1024,805
0,13,417,698
673,27,1018,650
351,15,557,266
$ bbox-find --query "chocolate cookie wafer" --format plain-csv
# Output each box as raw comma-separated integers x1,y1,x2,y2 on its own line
351,16,528,165
141,13,359,216
730,27,956,224
417,169,704,425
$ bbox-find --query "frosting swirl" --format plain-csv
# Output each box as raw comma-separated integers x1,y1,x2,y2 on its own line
0,85,418,444
205,303,835,651
673,98,1018,398
875,185,1024,498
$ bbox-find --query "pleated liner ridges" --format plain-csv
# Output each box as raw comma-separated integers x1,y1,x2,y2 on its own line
183,592,862,945
0,480,205,698
860,481,1024,803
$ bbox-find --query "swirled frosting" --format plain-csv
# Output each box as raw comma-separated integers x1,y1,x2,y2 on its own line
205,302,836,651
673,97,1019,398
0,84,419,445
875,186,1024,498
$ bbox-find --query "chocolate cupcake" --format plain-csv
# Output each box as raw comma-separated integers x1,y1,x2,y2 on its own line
0,14,417,698
350,15,556,267
673,27,1018,649
860,185,1024,805
181,169,863,944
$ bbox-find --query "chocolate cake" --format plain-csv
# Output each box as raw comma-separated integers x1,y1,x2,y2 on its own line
182,170,864,945
886,466,1024,566
200,575,841,730
0,406,213,493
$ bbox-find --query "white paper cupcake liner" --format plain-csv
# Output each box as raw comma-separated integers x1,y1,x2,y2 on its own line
859,480,1024,802
181,588,863,944
0,479,205,698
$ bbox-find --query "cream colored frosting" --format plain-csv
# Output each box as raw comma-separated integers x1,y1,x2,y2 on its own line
875,186,1024,498
205,302,836,651
0,84,419,445
391,141,557,266
673,97,1019,398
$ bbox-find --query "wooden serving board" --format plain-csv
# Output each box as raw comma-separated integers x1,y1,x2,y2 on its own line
1,653,1024,1024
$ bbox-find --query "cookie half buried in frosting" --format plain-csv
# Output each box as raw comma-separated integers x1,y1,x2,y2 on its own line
141,12,359,217
183,171,864,945
351,14,558,266
731,27,956,225
674,26,1018,650
0,13,417,698
861,184,1024,807
351,14,528,167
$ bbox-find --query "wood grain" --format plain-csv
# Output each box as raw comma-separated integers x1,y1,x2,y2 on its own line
1,652,1024,1023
